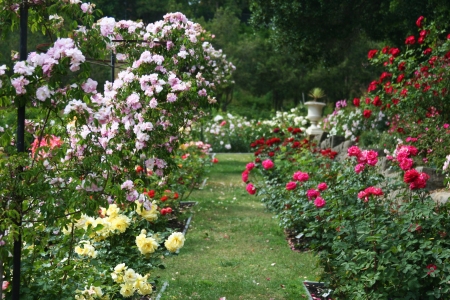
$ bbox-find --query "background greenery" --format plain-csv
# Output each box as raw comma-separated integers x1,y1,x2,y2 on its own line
2,0,448,119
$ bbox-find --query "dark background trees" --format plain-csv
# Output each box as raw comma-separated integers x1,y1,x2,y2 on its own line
3,0,448,118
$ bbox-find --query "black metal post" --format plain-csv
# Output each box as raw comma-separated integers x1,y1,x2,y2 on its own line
111,52,115,83
12,1,28,299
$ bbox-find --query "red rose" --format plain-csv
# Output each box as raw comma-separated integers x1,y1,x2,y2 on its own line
396,74,405,83
212,157,219,163
372,96,382,106
368,49,378,59
447,33,450,40
161,195,168,202
365,97,371,104
398,61,406,71
367,80,378,92
418,36,425,44
405,35,415,45
173,193,179,200
268,151,275,157
404,169,419,183
423,48,432,55
390,48,400,57
147,190,155,198
392,98,400,105
255,157,261,163
363,109,372,118
273,127,280,133
353,98,360,107
416,16,424,28
382,46,390,54
136,166,144,173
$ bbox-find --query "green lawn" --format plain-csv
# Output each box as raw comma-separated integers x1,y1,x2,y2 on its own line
154,153,319,300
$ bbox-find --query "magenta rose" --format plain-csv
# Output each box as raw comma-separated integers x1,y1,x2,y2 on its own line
410,172,429,190
317,182,328,191
242,170,249,183
355,163,365,174
246,162,255,171
293,171,309,182
314,197,326,208
307,189,320,200
399,158,414,171
347,146,361,157
246,183,256,195
262,159,274,170
366,150,378,166
286,181,297,191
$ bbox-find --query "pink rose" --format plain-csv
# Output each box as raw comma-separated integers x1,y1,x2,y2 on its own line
347,146,361,157
317,182,328,191
307,189,320,200
293,171,309,182
2,281,9,290
314,197,326,208
262,159,274,170
355,163,365,174
242,170,249,183
366,150,378,166
246,162,255,171
286,181,297,191
410,172,429,190
246,183,256,195
399,158,414,171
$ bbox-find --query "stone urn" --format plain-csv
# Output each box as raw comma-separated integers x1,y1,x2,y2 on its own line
305,101,326,135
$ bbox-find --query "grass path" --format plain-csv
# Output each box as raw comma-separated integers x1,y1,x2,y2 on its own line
154,153,319,300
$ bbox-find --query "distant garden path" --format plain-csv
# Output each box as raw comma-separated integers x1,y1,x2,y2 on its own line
154,153,318,300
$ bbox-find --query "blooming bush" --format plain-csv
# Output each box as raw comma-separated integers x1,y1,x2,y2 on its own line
0,1,232,298
192,107,310,153
244,128,450,298
338,17,450,173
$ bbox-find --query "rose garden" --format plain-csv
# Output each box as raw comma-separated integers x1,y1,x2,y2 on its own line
1,1,450,299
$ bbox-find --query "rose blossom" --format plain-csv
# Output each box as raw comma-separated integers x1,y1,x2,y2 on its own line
246,183,256,195
317,182,328,191
347,146,361,157
314,197,326,208
242,170,249,183
285,181,297,191
246,162,255,171
293,171,309,182
354,163,365,174
262,159,274,170
307,189,320,200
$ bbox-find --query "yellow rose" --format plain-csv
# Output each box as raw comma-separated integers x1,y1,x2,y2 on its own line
164,232,185,253
137,282,153,295
119,283,134,298
135,233,159,255
135,201,159,222
123,268,137,284
106,204,120,217
110,214,130,233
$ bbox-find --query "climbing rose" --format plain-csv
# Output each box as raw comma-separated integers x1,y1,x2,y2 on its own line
368,49,378,59
246,183,256,195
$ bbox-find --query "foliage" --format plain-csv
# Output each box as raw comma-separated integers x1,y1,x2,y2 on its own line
244,131,450,298
0,1,232,298
352,17,450,172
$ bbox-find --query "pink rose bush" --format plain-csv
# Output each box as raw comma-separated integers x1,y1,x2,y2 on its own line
0,2,234,298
